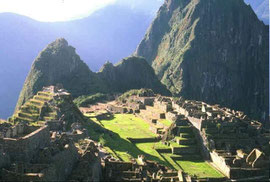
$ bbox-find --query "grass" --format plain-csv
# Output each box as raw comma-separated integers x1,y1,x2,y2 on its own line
158,119,172,127
73,93,107,107
175,160,224,178
97,114,155,138
160,153,181,169
85,113,225,179
87,114,169,165
170,141,190,148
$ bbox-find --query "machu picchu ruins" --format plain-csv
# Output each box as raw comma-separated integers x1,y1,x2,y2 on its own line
0,0,269,181
0,86,269,181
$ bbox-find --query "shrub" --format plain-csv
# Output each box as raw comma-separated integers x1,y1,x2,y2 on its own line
118,88,154,102
74,93,107,107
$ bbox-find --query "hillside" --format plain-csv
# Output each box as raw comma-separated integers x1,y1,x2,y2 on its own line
135,0,269,121
0,4,158,119
15,38,107,111
98,56,170,95
15,39,168,112
0,0,267,119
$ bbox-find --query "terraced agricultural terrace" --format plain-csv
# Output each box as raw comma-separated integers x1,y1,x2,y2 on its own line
11,91,56,124
93,114,224,179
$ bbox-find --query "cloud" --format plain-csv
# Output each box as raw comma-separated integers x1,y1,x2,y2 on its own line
115,0,164,15
0,0,117,22
0,0,164,22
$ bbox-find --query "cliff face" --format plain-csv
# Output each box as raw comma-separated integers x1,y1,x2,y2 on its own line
15,38,107,111
135,0,269,120
98,56,170,95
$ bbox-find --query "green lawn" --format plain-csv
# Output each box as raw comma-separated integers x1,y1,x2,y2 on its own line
98,114,156,139
85,113,224,179
175,160,224,178
158,119,172,127
87,114,167,164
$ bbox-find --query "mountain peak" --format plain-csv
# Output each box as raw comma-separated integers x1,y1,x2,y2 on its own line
51,38,68,46
135,0,269,121
15,38,103,111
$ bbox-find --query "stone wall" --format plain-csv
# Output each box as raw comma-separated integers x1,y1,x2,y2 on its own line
192,127,211,160
42,142,79,181
46,120,63,131
171,146,198,155
127,137,160,143
209,151,231,177
0,126,50,162
1,169,43,182
139,97,155,106
0,124,35,138
188,116,203,130
107,105,127,114
0,151,10,169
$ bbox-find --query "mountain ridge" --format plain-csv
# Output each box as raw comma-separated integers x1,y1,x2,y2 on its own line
0,0,268,119
0,5,157,119
15,38,169,111
135,0,269,121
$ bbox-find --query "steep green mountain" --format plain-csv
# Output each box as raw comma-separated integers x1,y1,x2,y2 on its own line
15,39,168,112
98,56,169,95
15,38,107,111
135,0,269,121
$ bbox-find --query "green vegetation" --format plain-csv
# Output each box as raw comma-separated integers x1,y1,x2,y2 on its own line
135,0,268,120
95,114,155,138
16,39,169,113
85,113,224,179
175,160,224,178
117,88,154,102
86,114,168,164
158,119,173,127
11,91,55,124
98,57,170,96
15,38,107,111
74,93,107,107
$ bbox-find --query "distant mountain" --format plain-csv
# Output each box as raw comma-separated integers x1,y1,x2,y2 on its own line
135,0,269,121
244,0,269,24
15,38,168,111
0,0,267,119
0,4,158,119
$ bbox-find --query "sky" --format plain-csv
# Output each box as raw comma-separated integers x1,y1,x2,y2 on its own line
0,0,163,22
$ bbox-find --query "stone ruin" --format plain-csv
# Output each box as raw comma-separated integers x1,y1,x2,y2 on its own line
171,98,270,180
0,120,101,182
1,86,269,181
102,154,191,182
106,93,269,181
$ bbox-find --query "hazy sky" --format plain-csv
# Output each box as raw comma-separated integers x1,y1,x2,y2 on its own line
0,0,163,22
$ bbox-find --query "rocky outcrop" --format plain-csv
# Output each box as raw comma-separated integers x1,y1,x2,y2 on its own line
135,0,269,121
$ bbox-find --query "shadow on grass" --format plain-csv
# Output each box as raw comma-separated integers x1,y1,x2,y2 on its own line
96,113,115,121
159,153,181,170
84,118,169,166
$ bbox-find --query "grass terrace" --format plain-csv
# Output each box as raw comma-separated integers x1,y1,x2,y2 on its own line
158,119,173,127
175,160,224,178
85,113,225,179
